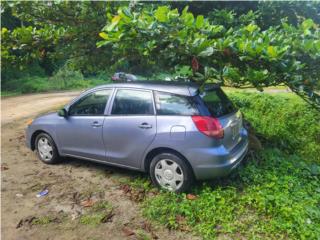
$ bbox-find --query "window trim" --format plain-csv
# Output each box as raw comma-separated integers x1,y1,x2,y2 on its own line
68,88,114,117
153,90,199,116
108,88,156,116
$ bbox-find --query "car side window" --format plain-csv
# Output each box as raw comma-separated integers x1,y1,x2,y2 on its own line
111,89,154,115
69,89,112,116
155,91,199,116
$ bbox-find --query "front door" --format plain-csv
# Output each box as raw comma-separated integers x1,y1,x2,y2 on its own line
103,89,156,169
56,89,113,160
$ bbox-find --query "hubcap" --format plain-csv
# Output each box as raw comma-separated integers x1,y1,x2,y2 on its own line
37,137,53,161
154,159,184,191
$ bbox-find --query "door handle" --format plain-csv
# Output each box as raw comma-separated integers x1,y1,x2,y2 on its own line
138,122,152,129
91,121,102,128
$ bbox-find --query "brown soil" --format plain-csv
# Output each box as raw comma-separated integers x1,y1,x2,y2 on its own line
1,92,199,240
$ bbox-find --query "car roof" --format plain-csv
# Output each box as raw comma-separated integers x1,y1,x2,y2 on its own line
92,81,200,96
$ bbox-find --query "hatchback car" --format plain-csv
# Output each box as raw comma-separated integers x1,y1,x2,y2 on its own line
26,81,248,192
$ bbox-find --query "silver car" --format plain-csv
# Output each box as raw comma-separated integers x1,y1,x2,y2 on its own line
26,82,248,192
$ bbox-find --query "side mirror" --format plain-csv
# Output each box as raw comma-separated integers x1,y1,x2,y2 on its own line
58,108,68,117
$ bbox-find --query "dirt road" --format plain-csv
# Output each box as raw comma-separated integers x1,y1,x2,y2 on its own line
1,92,198,240
2,91,81,125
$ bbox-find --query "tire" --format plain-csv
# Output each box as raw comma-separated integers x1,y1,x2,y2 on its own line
35,133,61,164
149,152,194,193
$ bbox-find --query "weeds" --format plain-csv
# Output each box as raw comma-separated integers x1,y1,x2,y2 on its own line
79,200,114,226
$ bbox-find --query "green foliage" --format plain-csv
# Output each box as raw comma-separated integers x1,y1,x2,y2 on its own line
2,74,109,95
2,2,320,106
143,149,320,239
79,213,109,226
1,1,123,77
98,5,320,106
32,216,54,225
79,200,113,226
228,92,320,162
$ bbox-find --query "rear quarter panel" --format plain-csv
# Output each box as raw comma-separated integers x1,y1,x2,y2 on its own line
142,115,221,168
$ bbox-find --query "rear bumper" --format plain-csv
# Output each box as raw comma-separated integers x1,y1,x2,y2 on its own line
189,129,249,180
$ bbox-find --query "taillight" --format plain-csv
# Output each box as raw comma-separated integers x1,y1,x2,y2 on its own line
191,116,224,139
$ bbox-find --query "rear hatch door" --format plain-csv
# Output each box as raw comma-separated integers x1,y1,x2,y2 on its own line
199,88,243,151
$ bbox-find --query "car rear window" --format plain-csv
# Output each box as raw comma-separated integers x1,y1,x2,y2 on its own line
200,88,236,117
155,91,199,116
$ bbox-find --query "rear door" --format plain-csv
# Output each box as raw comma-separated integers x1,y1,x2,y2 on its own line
199,88,243,151
103,88,156,169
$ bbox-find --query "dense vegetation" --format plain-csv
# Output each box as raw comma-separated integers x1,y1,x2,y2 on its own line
130,92,320,239
1,2,320,107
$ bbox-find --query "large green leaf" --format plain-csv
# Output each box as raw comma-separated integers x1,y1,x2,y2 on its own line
99,32,108,40
104,15,121,32
154,6,169,23
267,46,278,58
301,19,315,30
196,15,204,29
198,47,214,57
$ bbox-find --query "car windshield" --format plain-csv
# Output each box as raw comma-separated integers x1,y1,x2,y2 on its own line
200,88,236,117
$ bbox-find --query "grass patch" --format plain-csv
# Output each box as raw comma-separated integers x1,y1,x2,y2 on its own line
142,149,320,239
31,214,66,225
79,200,114,226
136,229,152,240
32,216,55,225
79,213,110,226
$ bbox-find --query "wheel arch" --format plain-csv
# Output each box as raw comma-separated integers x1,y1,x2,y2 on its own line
30,130,50,150
143,147,195,177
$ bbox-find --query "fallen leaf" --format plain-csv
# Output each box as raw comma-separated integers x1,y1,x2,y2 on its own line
72,192,81,204
122,226,135,236
120,184,131,194
101,211,115,223
186,193,197,200
175,214,185,223
80,199,95,207
16,216,36,229
141,221,152,232
1,164,9,171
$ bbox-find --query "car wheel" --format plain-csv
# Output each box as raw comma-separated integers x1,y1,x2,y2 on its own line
35,133,60,164
150,153,194,193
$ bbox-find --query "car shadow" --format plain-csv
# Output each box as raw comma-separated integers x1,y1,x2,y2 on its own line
59,155,251,192
61,156,148,180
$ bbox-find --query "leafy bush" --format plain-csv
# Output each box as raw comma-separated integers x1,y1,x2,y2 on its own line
50,63,85,89
1,74,109,95
228,92,320,162
143,149,320,239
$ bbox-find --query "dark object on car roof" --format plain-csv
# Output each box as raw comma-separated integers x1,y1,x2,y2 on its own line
112,72,138,81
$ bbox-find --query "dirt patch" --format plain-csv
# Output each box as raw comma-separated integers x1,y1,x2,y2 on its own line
1,92,199,240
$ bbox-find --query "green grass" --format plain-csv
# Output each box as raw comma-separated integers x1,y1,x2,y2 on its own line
142,149,320,239
79,200,113,226
79,213,110,226
127,92,320,239
2,70,112,96
32,216,55,225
